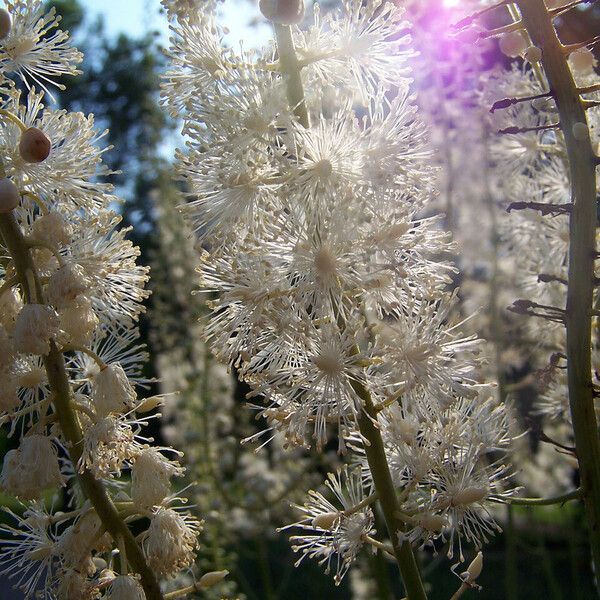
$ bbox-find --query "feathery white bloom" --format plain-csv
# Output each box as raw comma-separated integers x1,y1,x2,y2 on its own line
13,303,61,355
297,0,413,102
284,467,374,585
107,575,146,600
68,214,150,325
0,0,82,92
0,504,58,600
78,415,141,477
68,324,150,390
1,89,115,209
0,434,64,499
91,362,137,418
142,507,202,578
131,448,184,510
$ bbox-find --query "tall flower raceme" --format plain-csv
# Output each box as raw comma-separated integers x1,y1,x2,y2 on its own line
162,0,519,596
405,1,575,504
148,182,331,599
454,0,600,585
0,3,227,600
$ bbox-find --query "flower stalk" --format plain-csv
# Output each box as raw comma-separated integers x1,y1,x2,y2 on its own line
272,19,427,600
516,0,600,580
274,24,309,128
356,387,427,600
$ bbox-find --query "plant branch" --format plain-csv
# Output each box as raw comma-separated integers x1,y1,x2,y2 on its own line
517,0,600,582
354,380,427,600
492,488,582,506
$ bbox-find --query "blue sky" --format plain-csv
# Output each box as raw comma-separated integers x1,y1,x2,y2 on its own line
79,0,270,46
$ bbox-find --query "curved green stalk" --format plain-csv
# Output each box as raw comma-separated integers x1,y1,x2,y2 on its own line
516,0,600,582
503,488,581,506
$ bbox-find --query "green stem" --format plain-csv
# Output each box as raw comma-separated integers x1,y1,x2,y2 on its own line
502,488,582,506
257,538,276,600
368,508,395,600
516,0,600,584
0,212,164,600
537,528,562,600
355,384,427,600
505,505,518,600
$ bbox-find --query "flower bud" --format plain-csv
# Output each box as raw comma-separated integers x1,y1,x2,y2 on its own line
143,508,201,577
0,371,20,412
92,556,107,572
136,395,164,413
131,448,183,510
0,9,10,39
0,434,64,499
13,304,61,355
525,46,542,63
569,48,595,75
58,511,104,569
47,263,89,309
311,512,340,530
92,363,137,417
465,551,483,582
451,486,488,506
417,513,447,533
107,575,145,600
29,211,73,248
0,325,15,370
0,178,20,213
60,296,99,346
259,0,304,25
199,570,229,589
0,287,22,333
572,122,589,141
19,127,52,163
56,569,95,599
499,31,527,58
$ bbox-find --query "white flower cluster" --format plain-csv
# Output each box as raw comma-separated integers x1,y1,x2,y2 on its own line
0,3,219,598
163,0,517,584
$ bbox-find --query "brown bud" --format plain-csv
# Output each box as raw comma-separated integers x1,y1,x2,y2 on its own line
19,127,51,163
0,178,20,213
0,9,11,40
199,570,229,589
259,0,304,25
